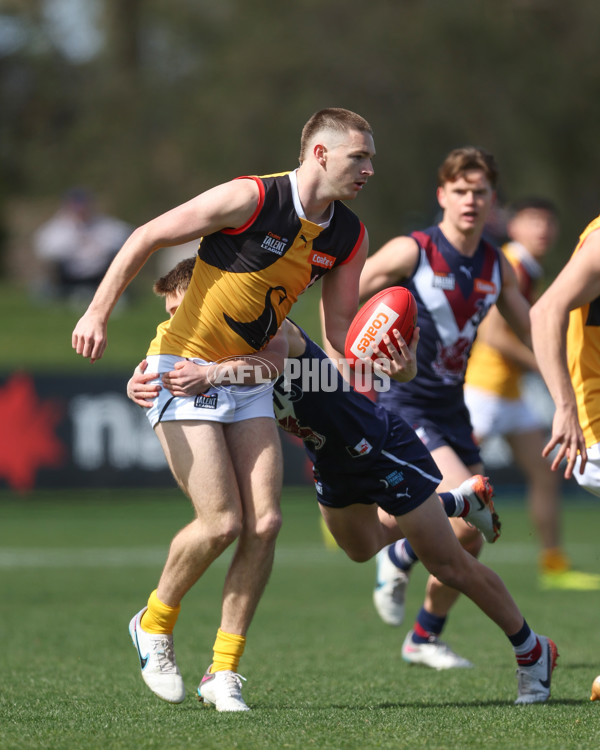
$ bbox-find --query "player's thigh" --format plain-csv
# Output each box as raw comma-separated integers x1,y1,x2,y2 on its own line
155,420,240,517
320,503,382,558
397,494,464,569
224,417,283,516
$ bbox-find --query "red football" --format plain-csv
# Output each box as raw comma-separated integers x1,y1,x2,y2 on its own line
344,286,417,368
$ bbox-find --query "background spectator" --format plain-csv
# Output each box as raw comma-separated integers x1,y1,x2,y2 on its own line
33,188,132,306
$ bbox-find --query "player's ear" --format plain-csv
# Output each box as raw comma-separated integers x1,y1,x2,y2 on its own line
314,144,327,165
436,185,447,209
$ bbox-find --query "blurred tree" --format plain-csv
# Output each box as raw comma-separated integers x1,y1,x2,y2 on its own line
1,0,599,282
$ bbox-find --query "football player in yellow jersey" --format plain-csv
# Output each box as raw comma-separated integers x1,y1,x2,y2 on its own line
531,215,600,496
71,108,375,711
465,199,599,589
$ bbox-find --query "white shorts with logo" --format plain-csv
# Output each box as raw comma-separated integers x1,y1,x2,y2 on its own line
144,354,275,429
464,384,543,440
574,442,600,498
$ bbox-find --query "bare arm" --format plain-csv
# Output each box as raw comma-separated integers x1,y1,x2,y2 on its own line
476,307,538,372
127,327,288,405
72,178,260,362
530,228,600,477
358,235,420,302
320,230,369,359
495,252,531,346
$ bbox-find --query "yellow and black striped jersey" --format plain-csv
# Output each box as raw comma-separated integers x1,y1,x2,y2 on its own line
147,171,365,361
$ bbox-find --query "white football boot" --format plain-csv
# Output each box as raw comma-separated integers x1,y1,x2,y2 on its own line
458,475,501,543
128,608,185,703
373,546,410,626
401,629,474,670
198,668,250,712
514,636,558,704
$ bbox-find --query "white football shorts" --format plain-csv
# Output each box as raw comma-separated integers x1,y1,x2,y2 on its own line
144,354,275,428
464,384,543,440
573,442,600,498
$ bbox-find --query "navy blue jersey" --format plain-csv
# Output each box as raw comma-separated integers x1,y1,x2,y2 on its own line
378,225,502,417
273,329,390,472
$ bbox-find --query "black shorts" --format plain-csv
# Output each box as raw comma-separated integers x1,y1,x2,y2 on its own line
314,415,443,516
396,403,481,468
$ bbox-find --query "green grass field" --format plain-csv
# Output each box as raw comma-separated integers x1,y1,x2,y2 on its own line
2,278,324,373
2,487,600,750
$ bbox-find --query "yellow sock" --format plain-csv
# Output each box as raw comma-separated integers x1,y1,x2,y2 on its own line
210,629,246,673
140,589,181,634
540,548,571,574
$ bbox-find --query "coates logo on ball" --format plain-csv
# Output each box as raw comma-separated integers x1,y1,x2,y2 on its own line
344,286,417,369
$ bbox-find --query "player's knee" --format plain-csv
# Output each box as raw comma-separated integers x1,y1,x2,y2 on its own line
204,514,243,550
457,525,484,556
252,508,283,543
343,546,373,563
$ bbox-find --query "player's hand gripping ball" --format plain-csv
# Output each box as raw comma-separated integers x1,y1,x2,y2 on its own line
590,675,600,701
344,286,417,369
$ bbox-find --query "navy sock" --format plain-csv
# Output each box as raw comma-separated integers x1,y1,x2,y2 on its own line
439,490,458,517
412,606,446,643
389,539,418,570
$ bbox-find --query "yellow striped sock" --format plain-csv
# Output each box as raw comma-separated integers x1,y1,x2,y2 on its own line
210,629,246,673
140,589,181,634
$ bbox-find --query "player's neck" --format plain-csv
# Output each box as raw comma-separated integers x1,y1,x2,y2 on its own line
295,169,333,224
438,219,482,257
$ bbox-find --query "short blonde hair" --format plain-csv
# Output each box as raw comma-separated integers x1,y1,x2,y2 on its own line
299,108,373,163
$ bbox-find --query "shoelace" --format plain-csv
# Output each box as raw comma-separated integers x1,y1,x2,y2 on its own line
153,636,178,673
220,671,247,698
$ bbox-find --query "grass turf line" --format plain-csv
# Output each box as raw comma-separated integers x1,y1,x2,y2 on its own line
1,487,599,749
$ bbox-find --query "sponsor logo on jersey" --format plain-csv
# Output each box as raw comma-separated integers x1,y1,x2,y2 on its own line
432,272,455,290
194,393,218,409
260,231,288,256
474,278,497,294
384,469,405,487
310,250,336,270
346,437,373,458
350,303,400,357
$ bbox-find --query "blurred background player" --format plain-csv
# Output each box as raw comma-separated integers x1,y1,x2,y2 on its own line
33,187,132,306
130,260,557,705
357,146,532,669
465,198,600,589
